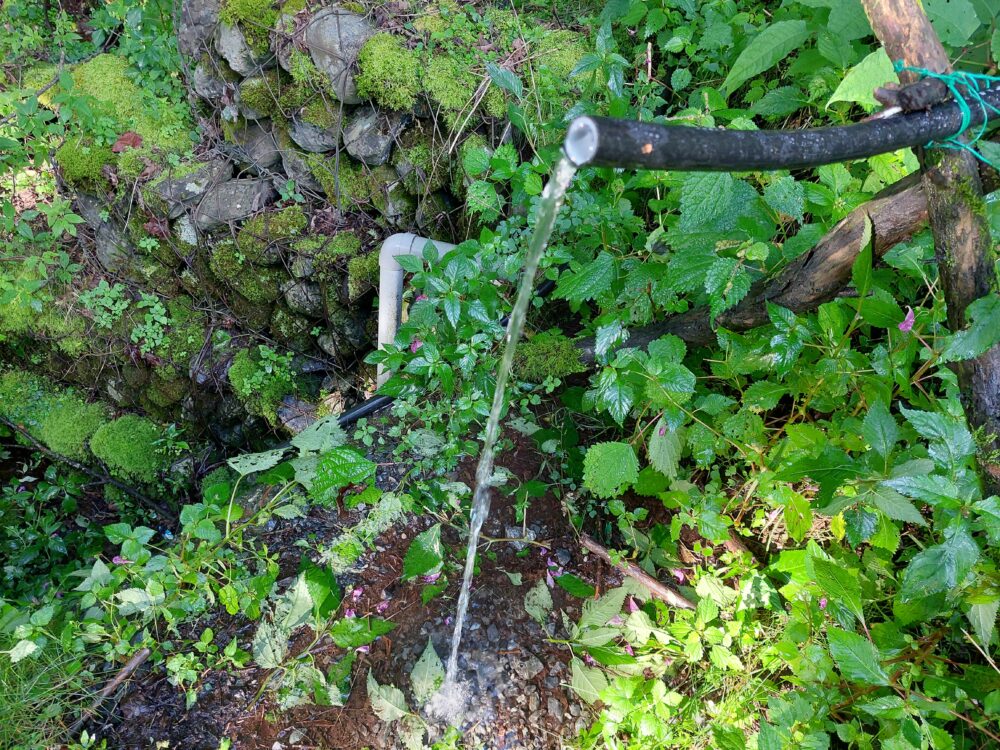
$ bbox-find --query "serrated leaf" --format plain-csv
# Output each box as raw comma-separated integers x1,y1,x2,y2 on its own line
862,399,899,458
115,587,164,616
743,381,787,412
900,525,979,601
648,417,683,479
812,555,864,624
330,617,396,648
312,447,376,500
939,294,1000,363
227,448,288,477
466,180,503,222
571,658,609,703
252,619,288,668
968,599,999,646
554,252,616,304
763,175,805,221
402,523,444,580
925,0,981,45
827,627,890,686
827,48,896,111
722,20,810,95
671,67,692,90
869,486,926,526
580,588,628,629
291,415,347,456
410,639,445,706
7,640,38,663
781,488,812,544
679,172,735,229
486,62,523,98
278,575,314,632
524,578,553,623
367,671,409,722
584,442,639,499
462,145,491,177
752,86,807,117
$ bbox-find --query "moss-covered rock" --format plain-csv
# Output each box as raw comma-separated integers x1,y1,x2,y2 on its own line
312,231,362,281
228,345,296,425
355,33,423,111
36,395,109,460
393,125,448,195
236,204,308,263
346,251,379,301
55,138,115,190
90,414,166,483
270,304,314,349
209,241,287,303
514,330,586,382
220,0,278,53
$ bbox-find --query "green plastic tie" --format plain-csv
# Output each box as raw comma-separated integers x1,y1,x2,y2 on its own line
892,61,1000,168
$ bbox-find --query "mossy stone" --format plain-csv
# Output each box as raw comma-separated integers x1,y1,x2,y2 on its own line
90,415,166,484
355,33,423,111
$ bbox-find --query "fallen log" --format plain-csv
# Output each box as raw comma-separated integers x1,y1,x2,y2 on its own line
580,533,694,610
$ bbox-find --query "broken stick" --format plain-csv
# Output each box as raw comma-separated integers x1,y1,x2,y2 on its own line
580,534,694,610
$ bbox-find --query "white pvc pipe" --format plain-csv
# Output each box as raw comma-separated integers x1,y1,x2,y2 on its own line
377,233,457,386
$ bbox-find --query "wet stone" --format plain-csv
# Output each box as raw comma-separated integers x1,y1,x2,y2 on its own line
509,652,544,681
487,623,499,642
548,697,564,721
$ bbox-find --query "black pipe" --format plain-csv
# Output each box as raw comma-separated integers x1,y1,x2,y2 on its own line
563,86,1000,170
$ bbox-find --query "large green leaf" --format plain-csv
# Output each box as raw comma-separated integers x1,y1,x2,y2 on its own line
553,252,616,304
827,627,890,686
583,442,639,499
722,21,810,95
968,598,999,646
925,0,982,46
679,172,735,229
899,524,980,601
227,448,288,477
312,447,377,500
367,671,409,722
939,294,1000,363
812,556,864,624
570,657,609,703
862,399,899,459
647,418,684,479
402,524,445,580
290,415,347,455
827,48,896,111
410,639,445,706
330,616,396,648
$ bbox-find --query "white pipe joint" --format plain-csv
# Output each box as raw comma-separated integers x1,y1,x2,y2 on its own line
377,233,457,387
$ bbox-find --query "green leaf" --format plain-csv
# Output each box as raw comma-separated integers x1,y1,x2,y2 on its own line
524,579,553,623
648,417,684,479
278,575,315,632
402,523,445,580
583,442,639,499
227,448,288,477
115,586,165,616
330,616,396,648
925,0,981,46
367,671,409,722
554,252,616,304
781,488,812,544
290,415,347,456
993,28,1000,66
670,67,692,90
486,62,523,98
556,573,596,599
679,172,735,229
462,145,491,177
862,399,899,458
570,657,609,703
722,21,810,95
868,486,926,526
410,639,445,706
312,447,376,500
7,639,39,663
900,407,975,469
812,556,864,624
752,86,807,117
252,620,288,669
466,180,503,222
827,48,896,111
968,599,999,646
900,524,980,601
939,294,1000,363
763,176,805,221
580,588,628,629
827,627,890,686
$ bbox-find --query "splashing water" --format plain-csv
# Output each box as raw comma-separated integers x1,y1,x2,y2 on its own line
436,155,578,708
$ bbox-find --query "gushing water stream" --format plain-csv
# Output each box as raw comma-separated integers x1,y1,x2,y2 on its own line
430,156,577,716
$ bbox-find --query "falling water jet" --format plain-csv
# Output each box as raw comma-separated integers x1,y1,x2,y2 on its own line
431,153,579,716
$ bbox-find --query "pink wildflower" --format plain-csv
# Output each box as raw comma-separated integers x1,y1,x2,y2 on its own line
818,597,828,611
583,653,597,666
671,569,687,584
355,645,370,654
546,569,555,588
351,587,364,601
375,599,390,614
445,616,453,626
898,306,915,333
623,643,634,656
626,597,639,613
344,608,356,618
423,572,441,584
659,424,666,436
410,339,423,353
112,555,133,565
607,615,624,626
415,294,429,302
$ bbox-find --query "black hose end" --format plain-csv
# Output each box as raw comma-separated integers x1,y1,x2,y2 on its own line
564,117,600,167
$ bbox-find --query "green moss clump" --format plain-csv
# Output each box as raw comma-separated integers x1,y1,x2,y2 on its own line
532,30,588,80
90,415,165,483
55,138,115,189
280,0,307,14
228,346,296,425
309,230,362,285
355,33,423,111
424,55,476,113
155,297,207,366
236,205,308,261
393,127,448,194
209,241,286,303
145,373,189,409
37,396,108,461
200,465,236,496
220,0,278,53
288,49,325,91
300,98,341,129
0,370,51,430
347,251,379,301
306,155,381,207
514,331,585,382
239,71,283,118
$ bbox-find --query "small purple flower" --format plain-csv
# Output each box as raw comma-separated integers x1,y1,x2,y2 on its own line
351,587,364,601
423,572,441,584
658,425,666,436
607,615,624,626
546,569,555,588
112,555,133,565
819,597,828,611
671,569,687,584
623,643,634,656
415,294,429,302
410,338,423,353
583,653,597,666
626,597,639,613
445,616,453,626
355,645,370,654
539,547,549,557
375,599,390,614
344,608,356,618
898,306,915,333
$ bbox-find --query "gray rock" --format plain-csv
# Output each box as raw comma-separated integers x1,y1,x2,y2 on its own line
290,253,315,279
555,548,571,566
289,113,343,152
509,653,544,681
327,307,369,350
343,108,409,166
380,179,416,227
304,7,374,104
191,179,276,231
547,697,564,721
505,524,536,551
94,222,132,272
178,0,220,57
277,396,317,434
487,623,499,643
74,193,104,227
316,333,338,358
529,693,540,712
192,59,230,101
277,145,323,194
151,160,233,219
226,120,282,173
174,215,199,246
281,279,324,317
215,22,273,77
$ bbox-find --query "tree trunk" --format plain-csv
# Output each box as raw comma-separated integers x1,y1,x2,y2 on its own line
861,0,1000,486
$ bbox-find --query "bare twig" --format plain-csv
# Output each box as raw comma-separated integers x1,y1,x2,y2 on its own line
580,533,694,610
68,647,151,735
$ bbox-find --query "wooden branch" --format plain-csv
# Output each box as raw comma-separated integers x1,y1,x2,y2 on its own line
862,0,1000,487
68,647,151,735
580,534,694,610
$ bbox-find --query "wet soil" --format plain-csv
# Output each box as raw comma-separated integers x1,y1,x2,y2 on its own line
97,431,620,750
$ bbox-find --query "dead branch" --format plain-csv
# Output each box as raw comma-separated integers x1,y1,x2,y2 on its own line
580,534,694,610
